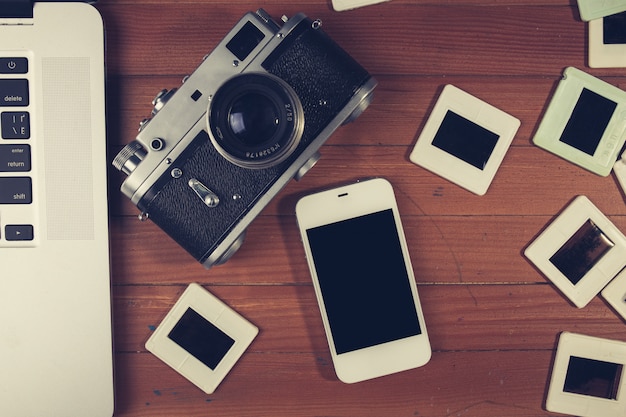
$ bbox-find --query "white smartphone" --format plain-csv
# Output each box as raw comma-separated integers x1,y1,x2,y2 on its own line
331,0,390,12
296,178,431,383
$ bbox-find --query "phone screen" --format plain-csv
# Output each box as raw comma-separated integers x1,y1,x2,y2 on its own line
305,208,422,355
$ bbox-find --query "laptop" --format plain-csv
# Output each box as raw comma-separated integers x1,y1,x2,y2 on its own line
0,1,114,416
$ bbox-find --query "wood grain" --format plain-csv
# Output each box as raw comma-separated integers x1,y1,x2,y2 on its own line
101,1,626,416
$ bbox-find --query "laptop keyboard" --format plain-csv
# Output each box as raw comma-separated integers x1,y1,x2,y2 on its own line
0,55,35,246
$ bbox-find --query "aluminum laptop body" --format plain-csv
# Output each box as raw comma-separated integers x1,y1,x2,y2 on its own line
0,2,114,416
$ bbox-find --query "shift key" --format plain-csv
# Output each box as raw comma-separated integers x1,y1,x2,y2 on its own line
0,177,32,203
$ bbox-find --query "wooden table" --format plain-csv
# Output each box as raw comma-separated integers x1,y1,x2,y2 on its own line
101,1,626,415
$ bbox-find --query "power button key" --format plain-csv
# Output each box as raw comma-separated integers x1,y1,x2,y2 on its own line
0,58,28,74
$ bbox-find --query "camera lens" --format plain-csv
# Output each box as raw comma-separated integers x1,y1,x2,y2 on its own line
229,93,280,146
208,73,304,169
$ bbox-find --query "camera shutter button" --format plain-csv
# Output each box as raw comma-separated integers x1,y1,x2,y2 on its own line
152,88,177,115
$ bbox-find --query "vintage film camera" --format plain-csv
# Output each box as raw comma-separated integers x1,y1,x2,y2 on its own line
113,9,377,268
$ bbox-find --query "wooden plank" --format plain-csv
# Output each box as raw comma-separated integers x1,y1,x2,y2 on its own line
106,74,626,149
109,211,626,285
112,350,561,417
113,284,625,353
108,145,626,220
95,4,614,77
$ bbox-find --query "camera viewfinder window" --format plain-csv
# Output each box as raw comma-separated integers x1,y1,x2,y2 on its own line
564,356,623,400
226,21,265,62
549,219,615,285
432,110,500,170
168,308,235,370
604,11,626,44
559,88,617,155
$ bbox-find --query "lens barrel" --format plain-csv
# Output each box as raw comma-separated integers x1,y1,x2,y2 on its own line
207,73,304,169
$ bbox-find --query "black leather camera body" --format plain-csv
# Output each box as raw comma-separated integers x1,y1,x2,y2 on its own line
113,9,377,268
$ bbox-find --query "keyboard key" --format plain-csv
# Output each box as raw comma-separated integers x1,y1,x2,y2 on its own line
0,79,29,107
0,58,28,74
0,144,30,171
5,224,33,241
0,177,32,204
1,111,30,139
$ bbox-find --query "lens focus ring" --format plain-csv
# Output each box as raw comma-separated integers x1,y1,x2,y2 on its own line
207,73,304,169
